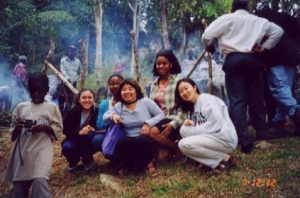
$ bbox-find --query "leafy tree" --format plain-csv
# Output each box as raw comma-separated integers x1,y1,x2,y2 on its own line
0,0,75,71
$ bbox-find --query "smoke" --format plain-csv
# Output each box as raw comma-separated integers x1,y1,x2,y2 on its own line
0,61,31,112
45,74,60,106
0,62,13,87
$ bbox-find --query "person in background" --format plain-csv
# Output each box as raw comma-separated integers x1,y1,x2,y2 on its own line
255,2,300,136
59,45,81,114
12,55,27,84
11,55,29,111
103,79,165,175
112,58,127,76
181,49,196,78
175,78,237,171
96,74,124,133
4,72,63,198
62,88,104,172
148,49,187,163
202,0,283,153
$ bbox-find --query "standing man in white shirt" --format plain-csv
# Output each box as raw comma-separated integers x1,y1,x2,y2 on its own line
202,0,283,153
59,45,81,114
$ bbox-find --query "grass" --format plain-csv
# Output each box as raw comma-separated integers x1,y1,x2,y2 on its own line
0,128,300,198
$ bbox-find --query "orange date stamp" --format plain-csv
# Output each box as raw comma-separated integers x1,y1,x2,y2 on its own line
242,178,276,187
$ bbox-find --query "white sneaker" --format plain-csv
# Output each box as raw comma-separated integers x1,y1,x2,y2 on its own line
67,164,77,172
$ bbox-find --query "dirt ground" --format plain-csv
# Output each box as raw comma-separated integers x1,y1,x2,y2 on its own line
0,129,111,197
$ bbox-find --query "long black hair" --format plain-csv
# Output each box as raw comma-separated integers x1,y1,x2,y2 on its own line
152,49,181,76
175,78,200,112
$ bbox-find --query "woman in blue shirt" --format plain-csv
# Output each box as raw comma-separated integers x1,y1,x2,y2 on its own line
96,74,123,131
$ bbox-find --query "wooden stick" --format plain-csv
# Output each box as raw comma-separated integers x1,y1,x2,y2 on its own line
130,30,139,82
186,50,206,78
44,60,79,95
202,18,214,95
79,39,87,90
42,41,56,74
206,53,214,95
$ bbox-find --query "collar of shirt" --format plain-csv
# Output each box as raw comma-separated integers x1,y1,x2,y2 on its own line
153,74,177,85
233,10,250,15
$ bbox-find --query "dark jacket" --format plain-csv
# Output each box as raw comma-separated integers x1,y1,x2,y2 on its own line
257,10,300,67
63,105,99,141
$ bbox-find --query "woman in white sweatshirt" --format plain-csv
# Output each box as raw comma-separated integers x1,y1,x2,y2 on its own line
175,78,238,171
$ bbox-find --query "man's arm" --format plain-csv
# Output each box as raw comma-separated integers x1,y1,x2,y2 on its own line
201,15,229,47
261,22,284,50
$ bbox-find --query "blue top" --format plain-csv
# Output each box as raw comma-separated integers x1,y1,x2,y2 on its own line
103,98,165,137
96,98,111,130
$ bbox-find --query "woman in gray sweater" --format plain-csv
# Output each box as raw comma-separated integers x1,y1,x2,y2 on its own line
103,79,165,175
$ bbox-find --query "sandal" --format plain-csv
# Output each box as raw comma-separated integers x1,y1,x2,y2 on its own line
198,163,204,170
174,155,188,165
216,155,234,171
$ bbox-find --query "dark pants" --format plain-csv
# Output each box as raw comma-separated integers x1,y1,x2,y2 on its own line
223,53,268,143
14,178,50,198
62,132,105,165
154,118,181,141
112,135,157,172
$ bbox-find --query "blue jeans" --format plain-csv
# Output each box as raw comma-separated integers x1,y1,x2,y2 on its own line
223,53,268,142
267,65,299,122
62,132,105,165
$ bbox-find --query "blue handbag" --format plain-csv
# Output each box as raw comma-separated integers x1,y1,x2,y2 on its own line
102,106,125,157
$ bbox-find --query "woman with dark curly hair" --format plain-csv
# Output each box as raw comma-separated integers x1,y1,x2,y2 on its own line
147,49,187,163
103,79,165,175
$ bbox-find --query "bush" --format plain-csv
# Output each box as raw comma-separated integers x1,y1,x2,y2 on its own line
0,110,12,127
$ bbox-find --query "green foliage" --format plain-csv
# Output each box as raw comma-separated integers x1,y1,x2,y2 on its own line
0,0,298,77
0,110,12,127
37,11,74,23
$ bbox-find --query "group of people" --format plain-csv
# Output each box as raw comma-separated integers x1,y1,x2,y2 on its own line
3,0,300,197
202,0,300,153
3,48,238,197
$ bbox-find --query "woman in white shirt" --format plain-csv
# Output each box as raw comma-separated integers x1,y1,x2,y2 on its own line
175,78,238,171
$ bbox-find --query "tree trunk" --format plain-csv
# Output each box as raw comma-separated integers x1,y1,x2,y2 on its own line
161,0,170,49
85,29,89,70
93,0,103,81
79,39,87,90
179,11,186,56
128,0,142,74
136,1,142,48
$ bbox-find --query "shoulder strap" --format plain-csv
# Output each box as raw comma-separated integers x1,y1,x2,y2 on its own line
114,103,123,116
82,110,93,128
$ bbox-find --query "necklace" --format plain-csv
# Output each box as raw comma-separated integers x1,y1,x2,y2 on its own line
124,99,137,105
125,101,137,111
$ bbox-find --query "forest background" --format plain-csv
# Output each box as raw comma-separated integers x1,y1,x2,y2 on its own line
1,1,300,197
1,0,299,91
